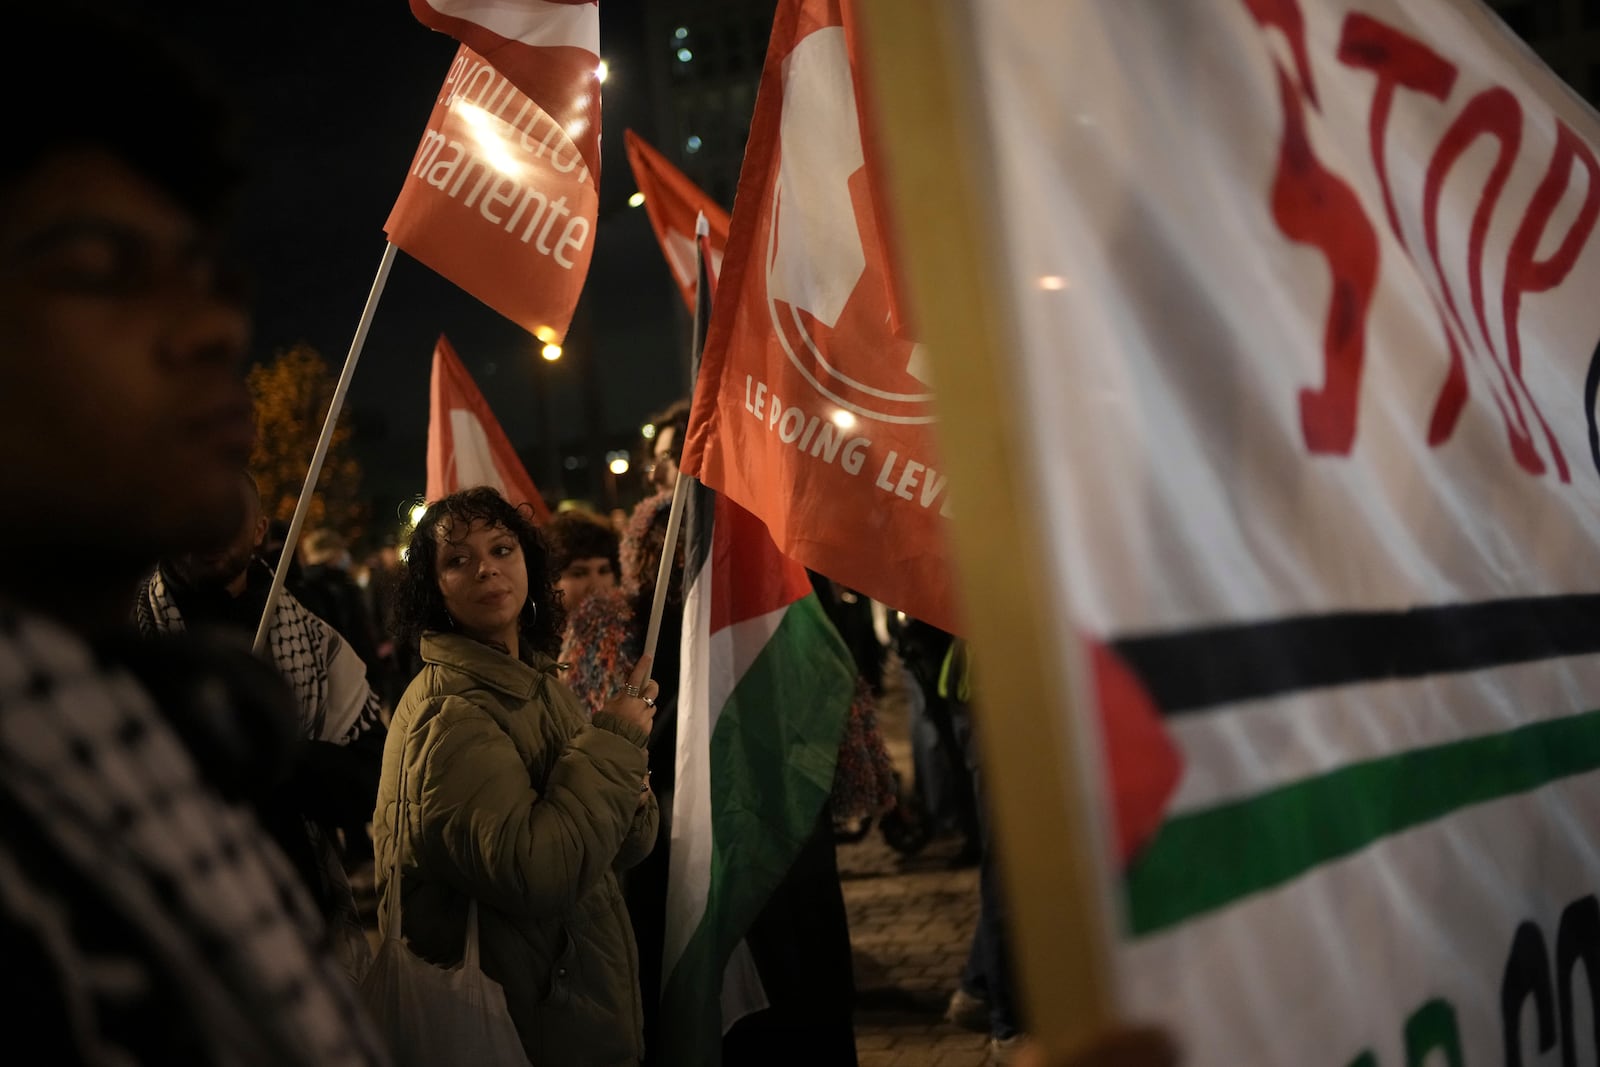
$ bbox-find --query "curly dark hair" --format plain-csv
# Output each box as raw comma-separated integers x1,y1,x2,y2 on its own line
394,488,565,658
621,490,684,615
544,508,621,582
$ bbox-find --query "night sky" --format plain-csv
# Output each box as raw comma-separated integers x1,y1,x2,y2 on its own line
129,0,690,519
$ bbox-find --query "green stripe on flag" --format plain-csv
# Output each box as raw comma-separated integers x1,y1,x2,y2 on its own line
659,594,855,1064
1126,707,1600,937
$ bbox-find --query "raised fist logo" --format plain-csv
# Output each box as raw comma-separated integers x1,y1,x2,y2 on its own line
767,26,934,425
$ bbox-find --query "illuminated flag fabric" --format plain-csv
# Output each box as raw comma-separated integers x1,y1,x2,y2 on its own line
409,0,601,175
425,333,550,520
387,34,598,340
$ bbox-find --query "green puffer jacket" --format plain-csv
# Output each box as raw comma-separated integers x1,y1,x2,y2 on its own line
373,632,659,1066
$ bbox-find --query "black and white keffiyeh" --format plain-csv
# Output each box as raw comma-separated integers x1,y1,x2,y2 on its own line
136,568,383,983
137,568,382,745
0,604,388,1065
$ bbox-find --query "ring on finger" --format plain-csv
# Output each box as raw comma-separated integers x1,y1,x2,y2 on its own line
643,696,656,708
623,683,643,698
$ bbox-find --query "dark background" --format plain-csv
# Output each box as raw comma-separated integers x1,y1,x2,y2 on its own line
128,0,691,529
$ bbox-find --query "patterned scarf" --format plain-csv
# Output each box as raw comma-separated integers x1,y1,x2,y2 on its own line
136,566,380,745
0,605,388,1065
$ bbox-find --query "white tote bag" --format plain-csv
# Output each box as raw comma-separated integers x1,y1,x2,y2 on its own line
359,745,530,1067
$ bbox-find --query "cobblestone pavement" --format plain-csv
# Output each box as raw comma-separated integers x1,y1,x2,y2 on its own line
843,652,990,1067
842,828,987,1066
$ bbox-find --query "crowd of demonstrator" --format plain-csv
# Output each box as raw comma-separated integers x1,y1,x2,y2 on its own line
0,4,1177,1066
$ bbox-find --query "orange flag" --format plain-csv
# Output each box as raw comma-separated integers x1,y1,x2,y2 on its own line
680,0,955,635
426,334,550,520
386,45,597,344
624,129,729,312
681,0,1180,860
409,1,602,180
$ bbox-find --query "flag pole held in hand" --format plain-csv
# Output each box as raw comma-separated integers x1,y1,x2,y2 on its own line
640,211,712,672
253,241,397,655
642,475,689,665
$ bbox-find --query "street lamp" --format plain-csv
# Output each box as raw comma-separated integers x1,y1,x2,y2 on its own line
541,343,562,361
604,450,632,509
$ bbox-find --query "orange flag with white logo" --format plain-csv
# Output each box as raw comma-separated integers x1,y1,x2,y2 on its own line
426,334,550,520
624,129,729,312
681,0,1180,862
680,0,955,634
386,44,597,344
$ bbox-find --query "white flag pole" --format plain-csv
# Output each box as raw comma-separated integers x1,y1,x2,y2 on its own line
640,211,712,667
253,241,399,655
642,474,688,665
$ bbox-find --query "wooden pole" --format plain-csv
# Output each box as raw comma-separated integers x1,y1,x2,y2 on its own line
855,0,1125,1056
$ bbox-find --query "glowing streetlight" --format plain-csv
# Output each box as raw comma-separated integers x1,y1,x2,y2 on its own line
541,343,562,361
408,501,428,525
608,456,631,475
597,60,609,83
640,423,657,440
534,325,558,344
628,191,646,208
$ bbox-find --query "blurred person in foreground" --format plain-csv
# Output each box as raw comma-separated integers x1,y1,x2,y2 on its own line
136,472,386,981
0,5,386,1062
373,487,660,1065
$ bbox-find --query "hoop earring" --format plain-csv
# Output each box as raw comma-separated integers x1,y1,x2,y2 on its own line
443,613,457,631
526,597,538,626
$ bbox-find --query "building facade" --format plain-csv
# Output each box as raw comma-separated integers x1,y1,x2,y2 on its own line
641,0,777,210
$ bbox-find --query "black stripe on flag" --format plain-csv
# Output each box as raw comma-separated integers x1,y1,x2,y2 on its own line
682,228,717,590
1112,594,1600,714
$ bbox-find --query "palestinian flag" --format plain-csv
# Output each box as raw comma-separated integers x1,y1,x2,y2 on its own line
657,479,856,1062
657,407,856,1064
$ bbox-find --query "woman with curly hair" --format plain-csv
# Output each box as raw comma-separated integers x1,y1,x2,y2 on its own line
372,487,660,1066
